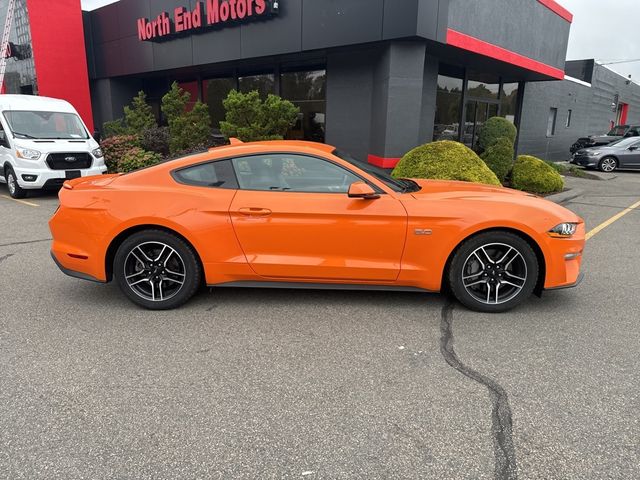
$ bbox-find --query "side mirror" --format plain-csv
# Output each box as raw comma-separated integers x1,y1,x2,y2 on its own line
93,130,102,143
0,131,9,148
629,146,638,151
348,181,379,199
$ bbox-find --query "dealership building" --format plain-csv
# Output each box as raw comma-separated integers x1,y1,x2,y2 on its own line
2,0,640,164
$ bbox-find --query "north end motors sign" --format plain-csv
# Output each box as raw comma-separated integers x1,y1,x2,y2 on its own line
137,0,279,41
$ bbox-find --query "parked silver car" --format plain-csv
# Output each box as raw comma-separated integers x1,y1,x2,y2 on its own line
570,137,640,172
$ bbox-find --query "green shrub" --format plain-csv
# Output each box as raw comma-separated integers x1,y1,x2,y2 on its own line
124,91,157,135
161,82,212,154
117,147,163,173
392,140,501,186
477,117,517,151
220,90,299,142
100,134,141,173
512,155,564,194
481,137,514,183
141,126,170,156
102,118,127,138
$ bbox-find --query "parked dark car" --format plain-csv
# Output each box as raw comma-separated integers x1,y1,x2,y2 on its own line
571,137,640,172
570,125,640,154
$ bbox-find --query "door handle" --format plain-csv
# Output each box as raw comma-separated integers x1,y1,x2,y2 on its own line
237,207,272,217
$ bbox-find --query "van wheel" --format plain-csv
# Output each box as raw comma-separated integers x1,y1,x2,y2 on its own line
5,166,27,199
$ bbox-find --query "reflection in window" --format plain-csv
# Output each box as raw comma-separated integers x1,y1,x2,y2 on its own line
204,77,236,131
177,81,199,111
547,108,558,136
280,70,327,143
500,83,519,123
232,154,359,193
467,72,500,100
238,73,275,98
433,75,463,141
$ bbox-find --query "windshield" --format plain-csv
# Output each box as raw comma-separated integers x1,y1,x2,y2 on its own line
3,110,89,140
607,125,628,136
332,149,420,193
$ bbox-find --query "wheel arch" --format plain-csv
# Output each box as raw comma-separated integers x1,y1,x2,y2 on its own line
105,224,205,283
441,227,547,297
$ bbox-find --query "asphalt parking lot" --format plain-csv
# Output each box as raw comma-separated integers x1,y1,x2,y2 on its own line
0,172,639,479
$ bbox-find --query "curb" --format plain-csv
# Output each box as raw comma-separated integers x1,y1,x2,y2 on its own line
544,189,584,204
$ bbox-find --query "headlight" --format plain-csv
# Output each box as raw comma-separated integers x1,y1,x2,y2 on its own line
92,147,104,158
548,223,578,238
586,151,600,157
16,147,41,160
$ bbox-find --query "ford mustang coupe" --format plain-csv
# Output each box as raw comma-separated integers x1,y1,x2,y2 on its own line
49,140,585,312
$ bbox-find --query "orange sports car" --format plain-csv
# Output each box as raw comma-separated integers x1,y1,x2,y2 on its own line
49,140,585,312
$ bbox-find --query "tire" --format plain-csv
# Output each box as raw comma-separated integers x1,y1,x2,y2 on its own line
447,231,539,313
5,166,27,199
598,156,618,173
113,229,202,310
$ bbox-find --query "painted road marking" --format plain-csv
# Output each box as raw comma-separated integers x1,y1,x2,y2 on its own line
0,194,39,207
586,198,640,241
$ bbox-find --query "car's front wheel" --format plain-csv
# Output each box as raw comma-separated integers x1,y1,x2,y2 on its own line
448,231,539,313
5,166,27,199
598,157,618,172
114,229,202,310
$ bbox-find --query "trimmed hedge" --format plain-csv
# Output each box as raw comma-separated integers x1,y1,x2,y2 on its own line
481,137,514,183
512,155,564,194
392,140,501,186
478,117,517,151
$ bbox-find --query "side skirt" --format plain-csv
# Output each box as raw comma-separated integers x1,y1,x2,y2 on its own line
209,281,435,293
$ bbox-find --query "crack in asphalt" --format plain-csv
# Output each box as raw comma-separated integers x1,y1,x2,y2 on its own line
0,253,15,265
440,300,518,480
0,238,51,248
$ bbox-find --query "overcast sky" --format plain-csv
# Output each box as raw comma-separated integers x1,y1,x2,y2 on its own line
80,0,640,82
557,0,640,82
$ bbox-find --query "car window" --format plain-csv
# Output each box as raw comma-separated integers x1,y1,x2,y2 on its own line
172,159,238,189
232,154,362,193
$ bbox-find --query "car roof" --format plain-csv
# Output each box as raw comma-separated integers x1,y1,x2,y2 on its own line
166,140,337,168
0,94,77,113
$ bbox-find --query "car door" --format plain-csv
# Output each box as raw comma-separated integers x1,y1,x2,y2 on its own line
229,153,408,282
621,140,640,169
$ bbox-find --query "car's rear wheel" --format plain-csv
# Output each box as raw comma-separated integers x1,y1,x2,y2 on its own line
448,231,539,313
5,166,27,199
114,230,202,310
598,156,618,172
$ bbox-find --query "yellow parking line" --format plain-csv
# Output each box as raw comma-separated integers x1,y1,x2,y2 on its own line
586,199,640,241
0,194,39,207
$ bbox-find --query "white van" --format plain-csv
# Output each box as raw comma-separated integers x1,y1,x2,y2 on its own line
0,95,106,198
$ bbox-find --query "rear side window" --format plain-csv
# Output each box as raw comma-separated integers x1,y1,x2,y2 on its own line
172,159,238,189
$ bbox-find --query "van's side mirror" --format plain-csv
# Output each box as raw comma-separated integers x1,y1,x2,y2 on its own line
93,130,102,143
348,181,379,199
0,131,9,148
629,146,638,151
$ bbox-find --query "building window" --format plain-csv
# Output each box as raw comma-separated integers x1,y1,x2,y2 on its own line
433,74,464,141
280,69,327,142
566,109,572,128
203,77,236,131
238,73,275,98
500,83,519,123
466,72,500,101
177,81,199,111
547,108,558,136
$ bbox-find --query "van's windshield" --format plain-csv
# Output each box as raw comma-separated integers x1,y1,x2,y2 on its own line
3,110,89,140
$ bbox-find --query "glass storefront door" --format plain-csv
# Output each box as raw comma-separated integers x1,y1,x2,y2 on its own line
463,100,498,149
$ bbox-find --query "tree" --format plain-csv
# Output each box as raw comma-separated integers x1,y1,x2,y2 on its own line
124,91,157,135
161,82,212,154
220,90,300,142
